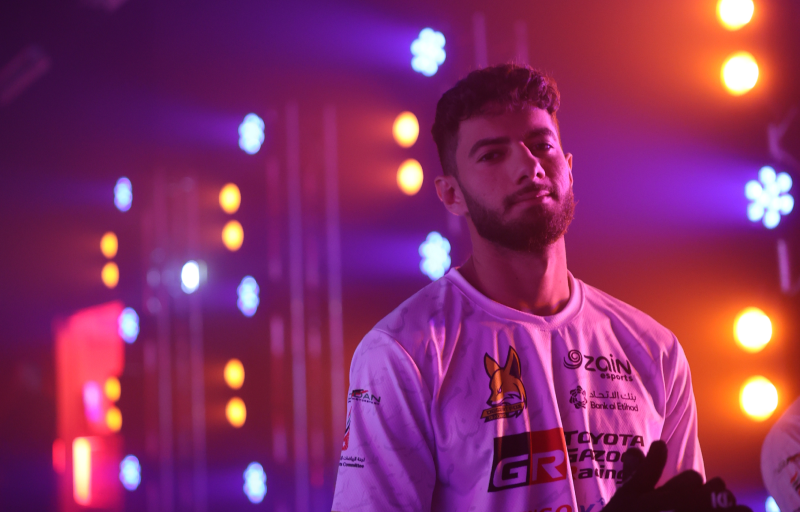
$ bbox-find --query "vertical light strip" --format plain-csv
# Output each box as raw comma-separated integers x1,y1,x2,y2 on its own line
513,20,529,66
286,102,309,512
472,12,488,69
187,179,208,512
73,437,91,506
323,105,346,458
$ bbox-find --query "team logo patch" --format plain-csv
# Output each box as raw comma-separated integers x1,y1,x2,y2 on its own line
569,386,587,409
488,428,568,492
481,347,526,422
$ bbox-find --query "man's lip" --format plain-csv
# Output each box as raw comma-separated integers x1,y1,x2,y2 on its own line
514,190,550,203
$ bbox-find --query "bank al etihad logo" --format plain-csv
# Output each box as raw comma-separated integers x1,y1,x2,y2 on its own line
481,347,526,422
569,386,587,409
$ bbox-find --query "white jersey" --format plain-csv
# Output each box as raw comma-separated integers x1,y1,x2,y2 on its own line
762,396,800,512
332,269,705,512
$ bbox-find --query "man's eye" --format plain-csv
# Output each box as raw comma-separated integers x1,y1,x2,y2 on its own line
478,151,502,162
535,143,554,151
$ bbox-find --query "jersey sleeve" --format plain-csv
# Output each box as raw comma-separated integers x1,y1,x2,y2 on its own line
332,330,436,512
658,336,705,486
761,397,800,512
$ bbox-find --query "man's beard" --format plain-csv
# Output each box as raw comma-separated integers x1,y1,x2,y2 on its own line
460,182,576,253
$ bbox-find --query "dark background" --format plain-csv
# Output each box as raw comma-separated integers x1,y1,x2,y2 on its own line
1,0,799,510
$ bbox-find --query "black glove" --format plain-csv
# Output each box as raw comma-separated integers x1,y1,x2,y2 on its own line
602,441,752,512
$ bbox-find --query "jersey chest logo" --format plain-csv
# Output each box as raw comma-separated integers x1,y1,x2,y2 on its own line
481,347,527,422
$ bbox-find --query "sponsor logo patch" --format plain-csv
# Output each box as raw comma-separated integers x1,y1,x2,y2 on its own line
569,386,588,409
563,350,635,382
342,407,351,451
488,428,568,492
481,347,527,422
347,389,381,405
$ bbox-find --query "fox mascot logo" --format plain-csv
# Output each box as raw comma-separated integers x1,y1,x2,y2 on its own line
481,347,527,422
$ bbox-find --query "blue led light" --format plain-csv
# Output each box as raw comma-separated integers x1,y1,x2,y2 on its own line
114,177,132,212
238,114,265,155
119,455,141,491
181,261,200,294
419,231,451,280
746,166,794,229
411,28,446,77
118,307,139,343
237,276,260,317
243,462,267,504
765,496,780,512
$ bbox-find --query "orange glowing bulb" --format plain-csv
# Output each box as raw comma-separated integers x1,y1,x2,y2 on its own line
222,220,244,251
100,232,118,259
101,262,119,289
226,397,247,428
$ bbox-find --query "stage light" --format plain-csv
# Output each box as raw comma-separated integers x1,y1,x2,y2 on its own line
393,112,419,148
237,276,260,317
740,376,778,421
734,307,772,353
411,28,446,77
243,462,267,504
717,0,754,30
119,455,141,491
226,397,247,428
222,220,244,251
114,177,132,212
118,307,139,343
82,381,103,422
102,262,119,289
746,166,794,229
224,359,245,390
419,231,451,280
181,261,200,294
104,376,121,402
765,496,780,512
239,113,265,155
106,406,122,432
722,51,759,96
397,159,424,196
73,438,91,506
219,183,241,214
100,232,118,259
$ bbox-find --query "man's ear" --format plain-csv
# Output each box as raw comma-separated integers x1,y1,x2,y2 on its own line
564,152,574,187
434,174,469,217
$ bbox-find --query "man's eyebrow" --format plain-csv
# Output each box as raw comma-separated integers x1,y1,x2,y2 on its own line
524,127,557,140
468,137,510,158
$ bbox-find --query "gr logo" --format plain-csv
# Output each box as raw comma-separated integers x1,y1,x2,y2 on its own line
488,428,568,492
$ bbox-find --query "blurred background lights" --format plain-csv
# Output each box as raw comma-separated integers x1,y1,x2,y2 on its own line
224,359,245,389
722,51,759,96
82,381,102,422
392,111,419,148
222,220,244,251
237,276,260,317
106,406,122,432
104,376,121,402
717,0,754,30
740,376,779,421
118,307,139,343
100,232,118,259
419,231,451,280
397,159,424,196
101,261,119,289
114,177,132,212
411,28,446,76
765,496,780,512
226,397,247,428
219,183,241,214
181,261,200,293
238,113,265,155
119,455,141,491
734,307,772,352
746,166,794,228
243,462,267,504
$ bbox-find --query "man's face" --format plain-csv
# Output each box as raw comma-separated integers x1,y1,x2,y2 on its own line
451,107,575,253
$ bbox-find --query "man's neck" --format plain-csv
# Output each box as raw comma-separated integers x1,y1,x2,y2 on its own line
457,228,571,316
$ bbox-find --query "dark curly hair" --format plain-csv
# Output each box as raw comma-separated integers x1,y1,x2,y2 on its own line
431,63,561,177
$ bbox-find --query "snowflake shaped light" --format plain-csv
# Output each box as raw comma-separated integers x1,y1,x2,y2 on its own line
243,462,267,504
238,113,265,155
745,166,794,229
411,28,446,77
419,231,451,280
237,276,260,317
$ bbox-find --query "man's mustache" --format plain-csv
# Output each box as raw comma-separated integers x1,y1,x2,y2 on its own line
503,184,555,210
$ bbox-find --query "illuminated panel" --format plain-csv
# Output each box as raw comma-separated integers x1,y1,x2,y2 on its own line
73,437,92,505
53,439,66,474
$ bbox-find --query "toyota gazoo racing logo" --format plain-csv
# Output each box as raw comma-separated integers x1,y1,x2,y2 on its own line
563,350,634,382
488,428,568,492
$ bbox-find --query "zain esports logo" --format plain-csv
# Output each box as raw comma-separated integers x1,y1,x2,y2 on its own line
488,428,568,492
563,350,634,382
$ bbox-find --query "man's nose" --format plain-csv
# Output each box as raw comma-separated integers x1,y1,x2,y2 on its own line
513,141,545,183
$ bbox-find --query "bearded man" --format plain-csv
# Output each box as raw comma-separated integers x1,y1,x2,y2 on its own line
332,64,726,512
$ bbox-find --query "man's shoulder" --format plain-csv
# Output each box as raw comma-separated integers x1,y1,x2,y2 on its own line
579,278,678,348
